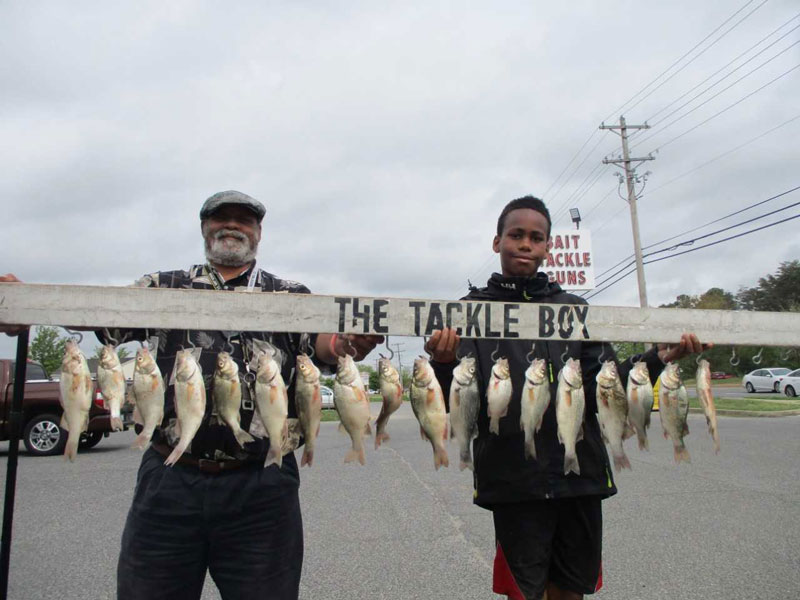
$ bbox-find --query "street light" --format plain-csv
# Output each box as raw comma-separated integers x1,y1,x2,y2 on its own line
569,208,581,229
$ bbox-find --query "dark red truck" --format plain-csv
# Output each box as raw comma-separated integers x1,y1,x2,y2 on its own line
0,359,134,456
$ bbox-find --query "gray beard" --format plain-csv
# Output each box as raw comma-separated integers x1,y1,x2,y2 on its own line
204,230,258,267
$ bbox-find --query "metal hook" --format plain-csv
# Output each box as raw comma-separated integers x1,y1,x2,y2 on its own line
752,348,764,365
103,328,118,346
224,333,234,355
695,352,704,365
343,336,357,358
64,328,83,344
597,342,607,366
730,347,740,367
525,341,537,364
384,336,395,360
491,340,502,362
307,341,315,361
560,346,570,366
185,330,196,350
781,348,795,361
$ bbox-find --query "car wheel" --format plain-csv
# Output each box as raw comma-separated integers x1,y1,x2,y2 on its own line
23,414,67,457
785,386,796,398
79,431,104,449
745,382,755,393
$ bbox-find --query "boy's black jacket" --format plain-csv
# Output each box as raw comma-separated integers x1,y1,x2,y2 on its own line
431,272,664,508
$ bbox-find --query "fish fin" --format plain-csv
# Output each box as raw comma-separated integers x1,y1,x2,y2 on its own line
132,405,143,425
301,448,313,467
713,437,721,454
452,389,460,409
419,425,428,441
563,451,580,475
338,423,347,434
683,422,690,435
459,447,473,471
426,388,435,406
433,445,449,470
60,414,68,429
630,388,638,405
663,430,669,440
63,430,80,462
344,445,366,466
489,416,499,435
622,422,635,440
638,433,649,452
644,411,651,429
577,424,584,442
110,416,123,432
363,422,372,436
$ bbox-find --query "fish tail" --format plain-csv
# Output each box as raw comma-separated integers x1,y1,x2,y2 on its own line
637,432,649,452
233,428,255,447
374,431,390,449
433,444,449,471
63,430,80,462
524,437,537,461
265,441,283,469
164,441,189,466
459,445,473,472
344,439,366,465
110,417,123,432
614,452,632,471
301,448,314,468
489,416,499,435
712,430,721,454
563,450,580,475
131,427,154,450
673,443,691,464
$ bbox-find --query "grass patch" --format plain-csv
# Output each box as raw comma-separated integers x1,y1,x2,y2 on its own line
320,409,340,422
689,397,800,412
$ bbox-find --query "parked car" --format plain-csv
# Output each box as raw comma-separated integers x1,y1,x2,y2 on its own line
710,371,733,380
778,369,800,397
742,367,791,393
320,385,335,409
0,359,134,456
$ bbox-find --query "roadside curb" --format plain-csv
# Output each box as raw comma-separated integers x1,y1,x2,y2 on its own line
688,408,800,418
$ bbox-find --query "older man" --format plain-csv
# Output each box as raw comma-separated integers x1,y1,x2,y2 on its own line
3,191,381,600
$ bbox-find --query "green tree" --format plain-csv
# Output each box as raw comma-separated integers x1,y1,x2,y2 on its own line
29,326,68,375
737,260,800,312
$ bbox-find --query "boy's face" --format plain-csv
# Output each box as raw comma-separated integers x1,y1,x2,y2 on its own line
493,208,550,277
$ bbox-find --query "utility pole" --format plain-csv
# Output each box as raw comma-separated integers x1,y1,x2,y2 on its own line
600,116,654,308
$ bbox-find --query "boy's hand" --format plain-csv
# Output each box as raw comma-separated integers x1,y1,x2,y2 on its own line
657,333,713,363
0,273,28,336
425,328,460,363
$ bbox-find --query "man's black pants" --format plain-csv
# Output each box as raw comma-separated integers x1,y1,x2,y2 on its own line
117,447,303,600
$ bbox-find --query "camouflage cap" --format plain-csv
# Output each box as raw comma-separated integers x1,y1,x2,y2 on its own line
199,190,266,222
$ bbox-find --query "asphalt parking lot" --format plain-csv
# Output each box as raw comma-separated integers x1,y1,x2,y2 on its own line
0,404,798,599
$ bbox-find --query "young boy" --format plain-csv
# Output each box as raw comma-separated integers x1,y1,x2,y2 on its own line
426,195,705,600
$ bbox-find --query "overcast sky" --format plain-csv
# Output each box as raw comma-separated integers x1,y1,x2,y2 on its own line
2,0,798,361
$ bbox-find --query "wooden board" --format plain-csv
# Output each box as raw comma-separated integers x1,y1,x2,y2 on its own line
1,283,798,345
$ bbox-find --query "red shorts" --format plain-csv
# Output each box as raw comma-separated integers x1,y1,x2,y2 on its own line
492,496,603,599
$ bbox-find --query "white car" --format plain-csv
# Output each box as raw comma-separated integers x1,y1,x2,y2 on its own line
742,367,791,393
320,385,335,409
778,369,800,397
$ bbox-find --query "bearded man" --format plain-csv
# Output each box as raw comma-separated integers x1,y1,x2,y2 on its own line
94,191,381,599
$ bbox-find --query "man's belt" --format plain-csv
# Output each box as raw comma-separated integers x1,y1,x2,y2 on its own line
151,442,261,475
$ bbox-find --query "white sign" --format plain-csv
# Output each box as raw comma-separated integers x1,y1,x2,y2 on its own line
544,229,594,290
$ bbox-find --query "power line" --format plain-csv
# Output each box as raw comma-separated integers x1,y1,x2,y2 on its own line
620,0,772,118
641,14,800,125
601,0,760,123
542,130,600,199
634,41,800,150
589,185,800,289
585,206,800,300
647,61,800,154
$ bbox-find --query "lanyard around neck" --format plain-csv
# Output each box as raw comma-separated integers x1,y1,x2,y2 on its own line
204,264,259,292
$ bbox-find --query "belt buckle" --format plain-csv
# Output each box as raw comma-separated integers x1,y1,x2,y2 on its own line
197,459,221,474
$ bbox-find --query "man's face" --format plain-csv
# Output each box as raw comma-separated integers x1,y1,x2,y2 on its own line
202,205,262,267
492,208,550,277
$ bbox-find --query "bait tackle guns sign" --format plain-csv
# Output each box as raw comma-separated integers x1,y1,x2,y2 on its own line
1,283,799,346
545,229,594,290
